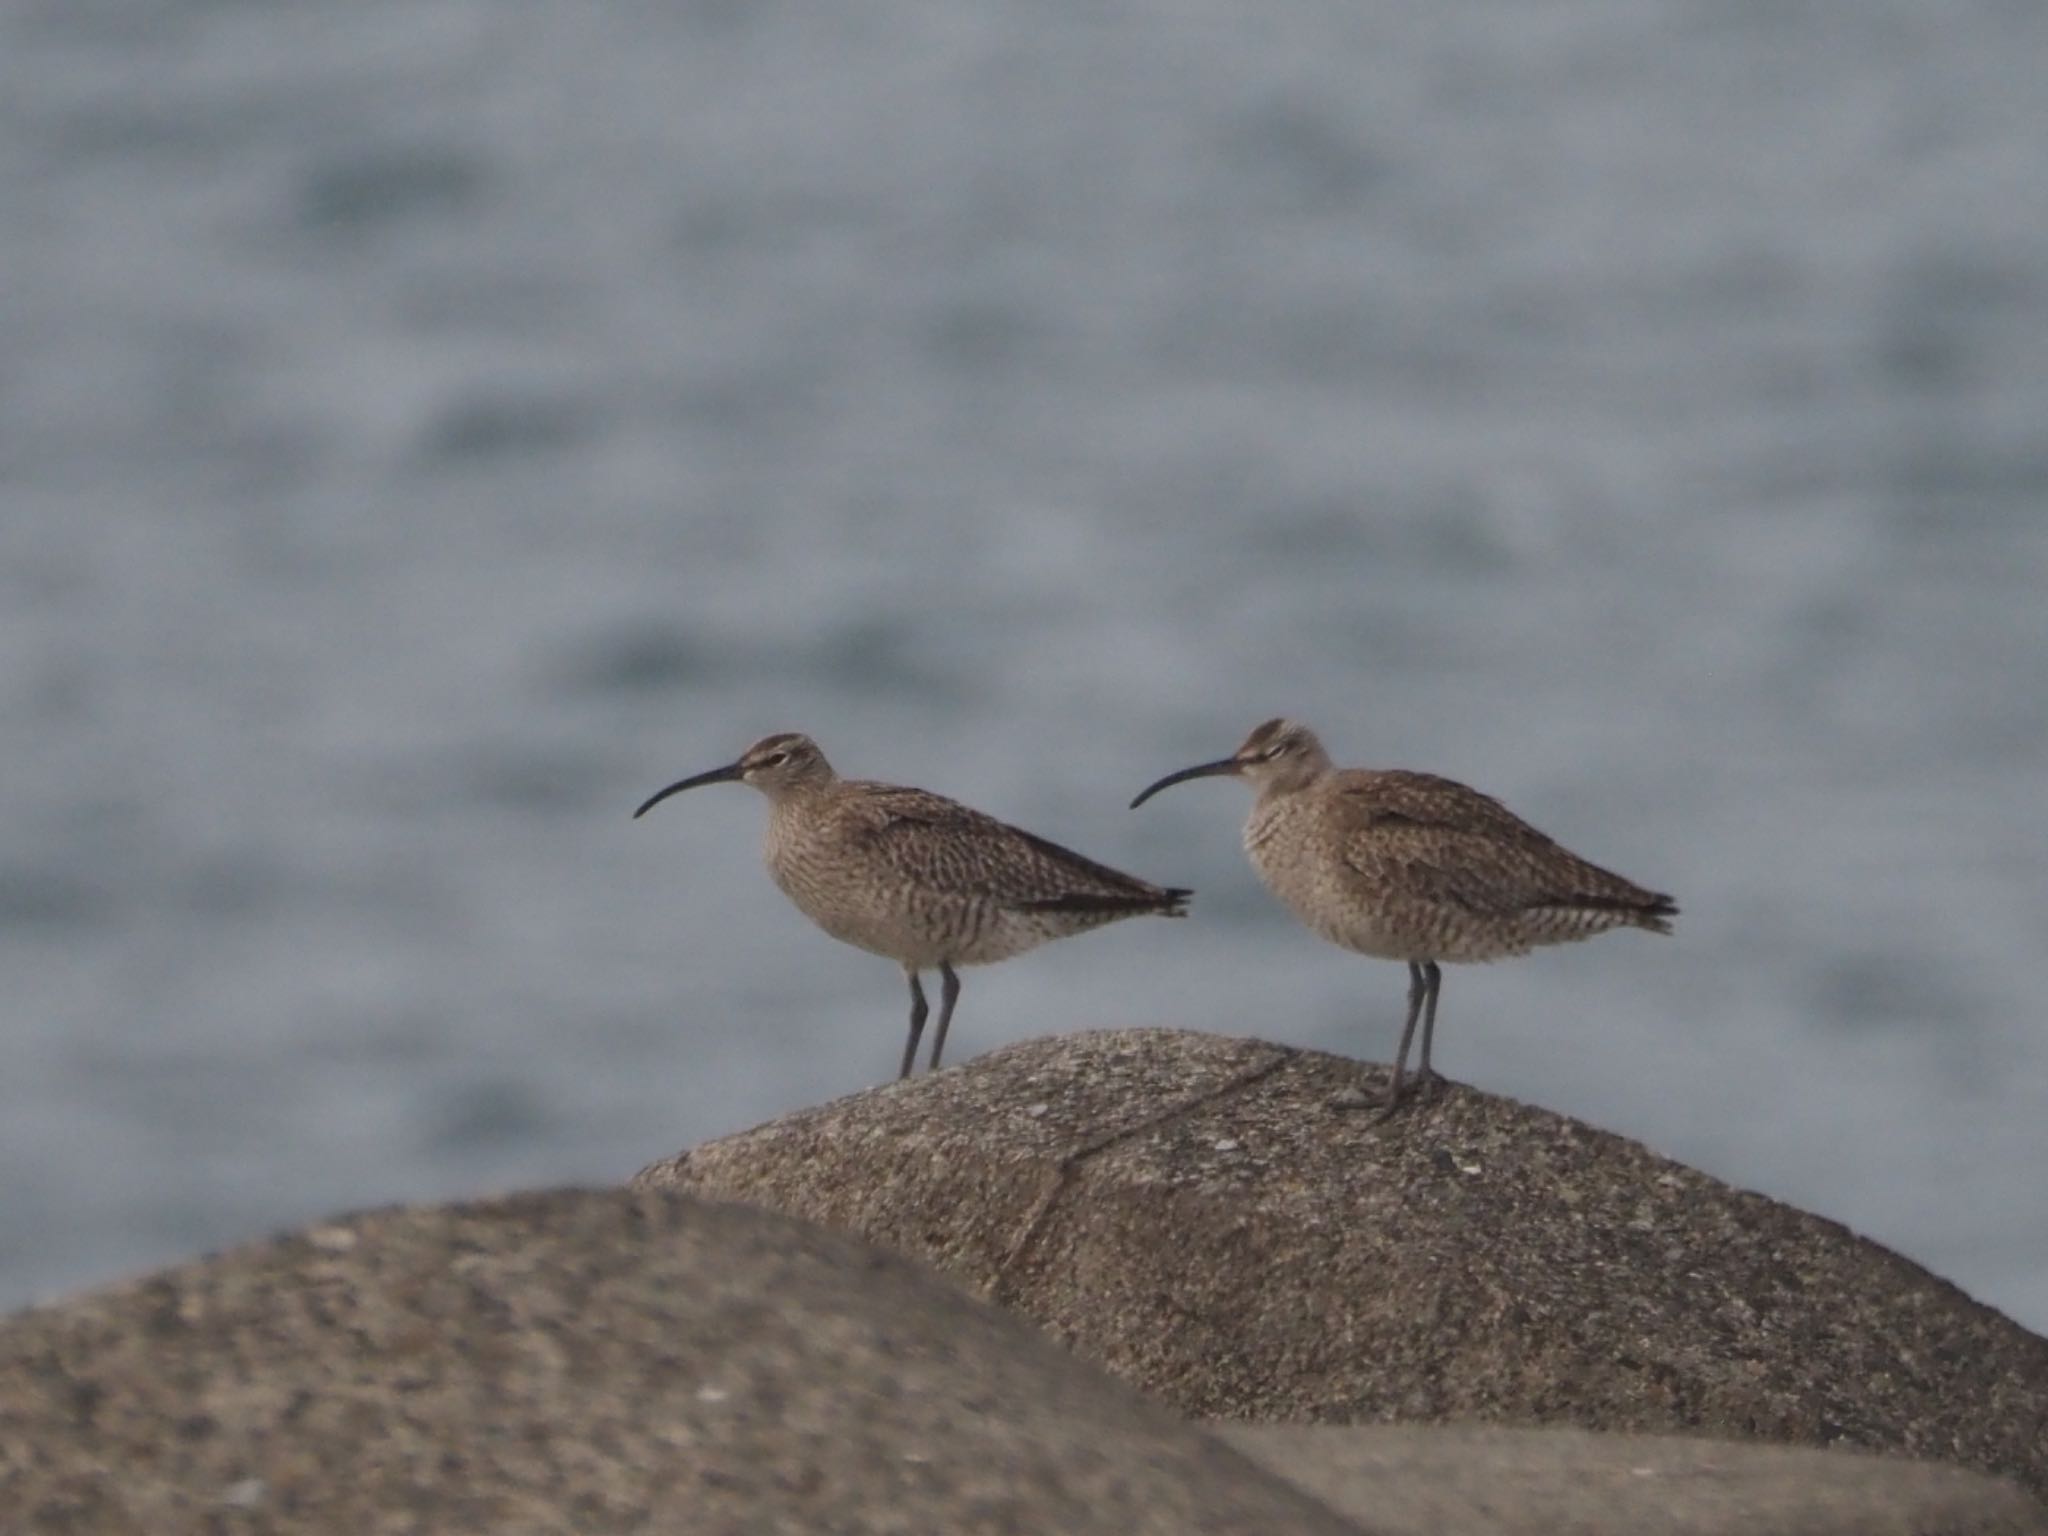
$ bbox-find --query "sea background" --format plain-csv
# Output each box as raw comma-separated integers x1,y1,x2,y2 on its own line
3,0,2045,1329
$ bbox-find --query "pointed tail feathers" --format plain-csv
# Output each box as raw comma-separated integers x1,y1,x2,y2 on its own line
1023,885,1191,919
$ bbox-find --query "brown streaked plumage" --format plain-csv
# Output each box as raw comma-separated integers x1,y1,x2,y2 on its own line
636,733,1191,1081
1131,718,1675,1116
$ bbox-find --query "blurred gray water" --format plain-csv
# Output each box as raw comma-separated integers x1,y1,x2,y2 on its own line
3,0,2046,1329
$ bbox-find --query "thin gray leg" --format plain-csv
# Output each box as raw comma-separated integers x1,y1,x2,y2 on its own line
899,971,929,1080
1417,961,1443,1083
1374,962,1428,1120
927,963,962,1070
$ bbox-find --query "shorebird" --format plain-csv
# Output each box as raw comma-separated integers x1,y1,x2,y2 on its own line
1130,718,1675,1115
636,733,1191,1081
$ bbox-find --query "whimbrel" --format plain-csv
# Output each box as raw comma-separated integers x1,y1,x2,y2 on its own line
1130,718,1675,1115
636,733,1191,1081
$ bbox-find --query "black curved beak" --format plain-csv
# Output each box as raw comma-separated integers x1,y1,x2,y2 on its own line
633,761,744,819
1129,756,1241,809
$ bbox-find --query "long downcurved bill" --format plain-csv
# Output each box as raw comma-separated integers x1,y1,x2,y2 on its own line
1128,756,1241,809
633,761,743,819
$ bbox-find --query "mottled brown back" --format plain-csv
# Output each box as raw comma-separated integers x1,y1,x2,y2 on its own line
1334,771,1676,932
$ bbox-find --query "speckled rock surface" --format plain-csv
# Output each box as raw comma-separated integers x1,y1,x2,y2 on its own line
1216,1423,2047,1536
636,1028,2048,1497
0,1189,1361,1536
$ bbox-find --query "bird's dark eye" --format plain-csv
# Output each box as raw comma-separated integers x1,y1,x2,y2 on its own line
763,751,790,766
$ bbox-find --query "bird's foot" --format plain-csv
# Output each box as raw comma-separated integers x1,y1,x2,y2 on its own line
1330,1070,1450,1119
1411,1068,1450,1102
1330,1069,1406,1117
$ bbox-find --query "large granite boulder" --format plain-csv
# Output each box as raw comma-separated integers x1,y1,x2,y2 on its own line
3,1148,2037,1534
636,1028,2048,1498
0,1189,1359,1535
